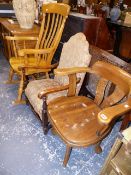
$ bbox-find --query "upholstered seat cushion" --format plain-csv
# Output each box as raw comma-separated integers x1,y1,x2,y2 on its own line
25,79,67,119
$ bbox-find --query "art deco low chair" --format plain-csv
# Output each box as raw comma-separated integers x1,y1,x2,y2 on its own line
25,33,91,133
40,61,131,166
5,3,70,104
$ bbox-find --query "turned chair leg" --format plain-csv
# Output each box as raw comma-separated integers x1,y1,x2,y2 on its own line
95,141,102,154
42,116,49,135
63,145,72,167
5,67,18,84
42,96,50,135
45,72,49,79
51,127,57,135
12,74,26,105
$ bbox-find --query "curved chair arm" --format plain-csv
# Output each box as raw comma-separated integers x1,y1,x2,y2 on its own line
38,78,81,99
54,67,96,76
18,62,58,71
38,85,69,99
18,47,55,57
98,98,131,125
5,36,38,41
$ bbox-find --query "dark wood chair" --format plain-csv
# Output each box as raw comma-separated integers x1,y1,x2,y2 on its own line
25,43,131,135
39,61,131,166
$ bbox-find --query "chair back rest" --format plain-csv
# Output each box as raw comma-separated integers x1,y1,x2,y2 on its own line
54,33,91,94
92,61,131,108
35,3,70,64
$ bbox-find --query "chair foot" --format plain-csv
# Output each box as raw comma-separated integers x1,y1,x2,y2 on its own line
12,99,26,105
95,142,102,154
43,123,52,135
4,80,19,84
63,145,72,167
43,128,48,135
51,127,57,135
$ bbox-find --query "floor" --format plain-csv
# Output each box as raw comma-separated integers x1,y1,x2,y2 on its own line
0,50,121,175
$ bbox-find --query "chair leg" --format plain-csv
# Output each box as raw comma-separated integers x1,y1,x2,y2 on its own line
12,75,26,105
63,145,72,167
95,141,102,154
45,72,49,79
51,127,57,135
42,96,50,135
5,67,18,84
120,112,131,131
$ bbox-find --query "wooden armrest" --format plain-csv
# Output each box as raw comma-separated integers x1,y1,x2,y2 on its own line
18,62,58,71
38,84,69,99
18,48,55,56
38,78,81,99
5,36,38,41
98,98,131,125
54,67,95,76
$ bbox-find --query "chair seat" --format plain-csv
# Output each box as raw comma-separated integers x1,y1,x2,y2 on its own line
48,96,108,147
25,79,67,119
10,57,51,75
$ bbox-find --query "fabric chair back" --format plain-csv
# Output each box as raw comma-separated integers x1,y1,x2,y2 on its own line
54,33,91,94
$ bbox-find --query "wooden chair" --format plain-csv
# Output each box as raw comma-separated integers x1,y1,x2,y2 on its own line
25,33,91,133
40,61,131,166
5,3,70,105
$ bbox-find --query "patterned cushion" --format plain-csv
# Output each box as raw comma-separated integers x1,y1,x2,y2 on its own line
25,79,67,119
25,33,91,119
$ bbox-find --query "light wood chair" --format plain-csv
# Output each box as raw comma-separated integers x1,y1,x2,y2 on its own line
5,3,70,105
40,61,131,166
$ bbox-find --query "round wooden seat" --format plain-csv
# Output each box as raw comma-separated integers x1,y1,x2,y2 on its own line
48,96,110,147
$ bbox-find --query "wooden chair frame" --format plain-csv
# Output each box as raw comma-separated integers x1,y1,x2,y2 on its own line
37,61,131,166
5,3,70,105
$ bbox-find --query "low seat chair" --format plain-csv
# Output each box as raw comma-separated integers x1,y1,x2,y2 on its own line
43,61,131,166
6,3,70,104
25,33,91,133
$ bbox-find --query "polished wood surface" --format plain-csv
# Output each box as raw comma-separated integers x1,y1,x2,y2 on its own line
124,0,131,7
39,45,131,135
0,18,40,59
119,29,131,60
0,19,40,36
107,20,131,61
59,13,113,53
3,3,70,105
44,61,131,166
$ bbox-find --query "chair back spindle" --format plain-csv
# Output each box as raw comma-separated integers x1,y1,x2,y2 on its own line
93,61,131,109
